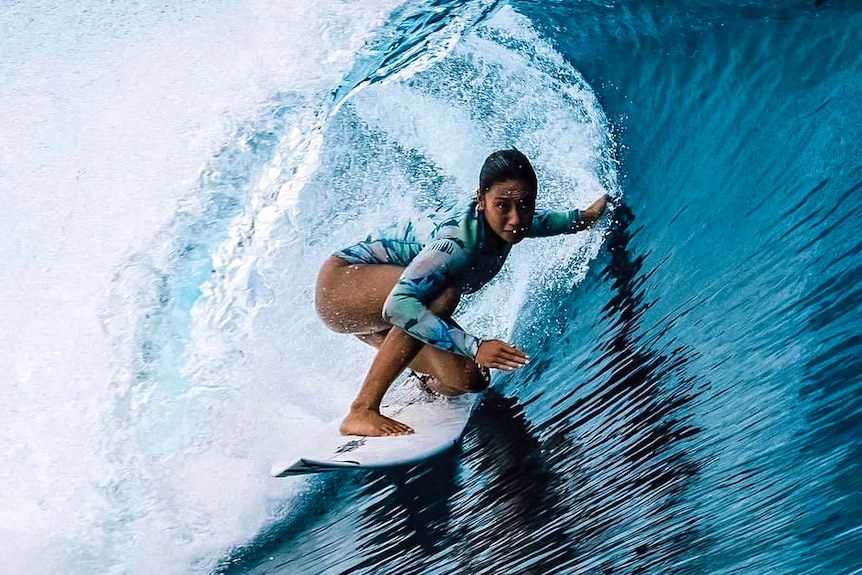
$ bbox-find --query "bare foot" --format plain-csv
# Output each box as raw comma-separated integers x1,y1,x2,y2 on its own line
340,407,414,437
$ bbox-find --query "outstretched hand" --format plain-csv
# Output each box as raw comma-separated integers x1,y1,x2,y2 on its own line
578,193,615,230
476,339,529,371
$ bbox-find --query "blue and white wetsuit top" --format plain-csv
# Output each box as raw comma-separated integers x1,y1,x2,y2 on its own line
334,200,582,359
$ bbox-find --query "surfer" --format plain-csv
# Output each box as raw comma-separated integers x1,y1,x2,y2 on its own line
316,149,611,436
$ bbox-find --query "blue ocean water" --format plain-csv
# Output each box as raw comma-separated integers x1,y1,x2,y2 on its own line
2,1,860,574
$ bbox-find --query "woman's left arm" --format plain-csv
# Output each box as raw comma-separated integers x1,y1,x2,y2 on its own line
529,193,614,237
575,194,613,230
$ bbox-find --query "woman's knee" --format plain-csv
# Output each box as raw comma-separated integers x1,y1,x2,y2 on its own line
428,285,460,318
464,363,491,392
434,362,490,395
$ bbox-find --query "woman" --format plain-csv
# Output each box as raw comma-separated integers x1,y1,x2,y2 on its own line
316,149,611,436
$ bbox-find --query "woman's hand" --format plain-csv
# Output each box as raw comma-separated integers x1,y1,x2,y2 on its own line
476,339,529,371
578,193,615,230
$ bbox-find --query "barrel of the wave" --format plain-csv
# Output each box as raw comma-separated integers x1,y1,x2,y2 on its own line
273,149,613,476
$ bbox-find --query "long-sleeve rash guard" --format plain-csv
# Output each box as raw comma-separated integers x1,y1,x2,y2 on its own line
333,200,582,359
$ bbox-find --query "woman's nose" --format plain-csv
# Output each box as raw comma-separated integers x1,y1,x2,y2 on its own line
508,207,520,226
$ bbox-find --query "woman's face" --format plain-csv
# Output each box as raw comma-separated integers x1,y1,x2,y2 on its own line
477,179,536,244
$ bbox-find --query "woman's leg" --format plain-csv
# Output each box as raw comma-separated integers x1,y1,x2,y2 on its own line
342,326,427,435
358,330,489,396
316,256,488,436
315,256,404,335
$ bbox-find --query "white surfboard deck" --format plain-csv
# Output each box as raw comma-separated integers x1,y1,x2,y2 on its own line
272,381,477,477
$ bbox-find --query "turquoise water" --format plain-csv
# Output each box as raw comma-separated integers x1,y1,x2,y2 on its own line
2,1,860,574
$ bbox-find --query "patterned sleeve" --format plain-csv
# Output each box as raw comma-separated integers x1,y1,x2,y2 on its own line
527,209,582,237
382,234,481,359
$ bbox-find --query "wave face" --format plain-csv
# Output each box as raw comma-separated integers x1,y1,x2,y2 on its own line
3,0,861,574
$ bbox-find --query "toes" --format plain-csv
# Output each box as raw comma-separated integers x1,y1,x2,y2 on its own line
386,422,414,436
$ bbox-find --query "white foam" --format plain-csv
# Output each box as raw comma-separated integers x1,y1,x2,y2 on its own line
0,1,398,573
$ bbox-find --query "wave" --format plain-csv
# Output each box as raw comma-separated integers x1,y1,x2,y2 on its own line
6,0,859,574
47,2,619,574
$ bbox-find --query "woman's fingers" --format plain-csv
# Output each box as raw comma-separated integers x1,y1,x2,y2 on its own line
477,340,529,370
495,345,527,369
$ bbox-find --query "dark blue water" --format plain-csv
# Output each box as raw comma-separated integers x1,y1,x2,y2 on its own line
84,0,862,575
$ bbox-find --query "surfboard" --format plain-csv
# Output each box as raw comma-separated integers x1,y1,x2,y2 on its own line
271,379,477,477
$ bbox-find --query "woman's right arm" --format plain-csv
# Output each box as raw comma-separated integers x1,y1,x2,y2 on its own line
383,238,530,370
382,238,482,358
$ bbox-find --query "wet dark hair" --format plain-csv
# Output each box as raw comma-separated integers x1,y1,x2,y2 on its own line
478,149,537,195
